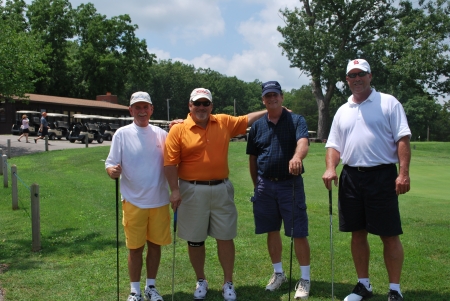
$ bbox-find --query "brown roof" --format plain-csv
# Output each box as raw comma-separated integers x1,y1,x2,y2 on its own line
22,93,129,111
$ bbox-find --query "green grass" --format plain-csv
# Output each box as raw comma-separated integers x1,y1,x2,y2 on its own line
0,142,449,300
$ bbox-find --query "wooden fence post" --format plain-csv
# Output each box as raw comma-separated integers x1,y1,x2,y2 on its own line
2,154,7,188
31,183,41,252
0,148,3,175
7,139,11,159
12,165,18,210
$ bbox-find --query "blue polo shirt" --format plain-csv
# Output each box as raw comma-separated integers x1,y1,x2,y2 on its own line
246,109,309,178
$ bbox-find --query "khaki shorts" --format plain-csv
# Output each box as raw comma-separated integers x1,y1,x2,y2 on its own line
122,201,171,249
178,179,237,241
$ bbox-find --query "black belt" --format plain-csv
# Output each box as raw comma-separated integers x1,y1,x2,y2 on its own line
345,164,395,172
265,175,293,181
187,179,226,185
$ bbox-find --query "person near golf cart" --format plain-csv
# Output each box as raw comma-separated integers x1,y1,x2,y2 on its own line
17,114,30,143
105,91,170,301
246,81,312,300
34,112,49,143
322,59,411,301
164,88,266,301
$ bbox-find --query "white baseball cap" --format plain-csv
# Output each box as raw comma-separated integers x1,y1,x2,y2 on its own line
130,91,152,106
190,88,213,102
346,59,371,74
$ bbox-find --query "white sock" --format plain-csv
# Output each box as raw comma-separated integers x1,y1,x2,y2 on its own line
146,279,156,287
130,282,140,294
358,278,371,290
273,262,283,274
300,265,310,281
389,283,402,296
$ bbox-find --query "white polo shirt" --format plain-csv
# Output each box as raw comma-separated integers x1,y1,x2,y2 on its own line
105,122,169,208
326,89,411,167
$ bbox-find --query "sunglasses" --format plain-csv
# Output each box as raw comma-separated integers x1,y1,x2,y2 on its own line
192,101,212,107
347,71,369,78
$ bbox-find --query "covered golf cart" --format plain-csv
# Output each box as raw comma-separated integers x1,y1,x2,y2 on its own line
11,110,41,136
69,114,103,144
46,113,70,140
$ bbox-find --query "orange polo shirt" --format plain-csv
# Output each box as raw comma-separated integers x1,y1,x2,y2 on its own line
164,113,248,181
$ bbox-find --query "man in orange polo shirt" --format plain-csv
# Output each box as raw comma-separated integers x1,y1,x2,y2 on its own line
164,88,266,301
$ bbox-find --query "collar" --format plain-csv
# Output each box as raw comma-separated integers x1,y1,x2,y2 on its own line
348,88,376,106
266,107,288,123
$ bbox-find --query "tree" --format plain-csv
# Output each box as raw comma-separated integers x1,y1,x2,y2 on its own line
0,0,47,100
72,3,155,101
283,85,318,132
278,0,450,139
434,101,450,141
27,0,75,96
402,95,441,141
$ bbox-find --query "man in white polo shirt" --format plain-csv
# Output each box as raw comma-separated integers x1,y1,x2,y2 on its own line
322,59,411,301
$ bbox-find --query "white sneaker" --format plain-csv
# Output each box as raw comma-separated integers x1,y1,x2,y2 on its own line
144,285,163,301
294,278,310,300
222,281,237,301
344,282,373,301
265,272,288,291
193,279,208,300
127,293,143,301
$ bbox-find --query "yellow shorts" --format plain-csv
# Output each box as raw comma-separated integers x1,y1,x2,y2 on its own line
122,201,171,249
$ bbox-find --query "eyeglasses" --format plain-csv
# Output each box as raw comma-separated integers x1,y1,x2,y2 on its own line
347,71,369,78
192,101,211,107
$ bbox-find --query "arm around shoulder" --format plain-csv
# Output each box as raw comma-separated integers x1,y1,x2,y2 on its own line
247,110,266,126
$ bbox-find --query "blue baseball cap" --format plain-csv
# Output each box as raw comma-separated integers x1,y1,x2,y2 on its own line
261,81,282,96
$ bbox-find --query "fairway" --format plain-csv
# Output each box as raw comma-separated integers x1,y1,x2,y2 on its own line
0,142,449,301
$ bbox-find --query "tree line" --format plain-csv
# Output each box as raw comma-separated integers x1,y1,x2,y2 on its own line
1,0,449,141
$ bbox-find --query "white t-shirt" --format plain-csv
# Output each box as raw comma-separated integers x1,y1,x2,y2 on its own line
22,118,29,129
326,89,411,167
105,122,169,208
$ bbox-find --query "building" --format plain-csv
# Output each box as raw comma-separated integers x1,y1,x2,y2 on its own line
1,93,130,135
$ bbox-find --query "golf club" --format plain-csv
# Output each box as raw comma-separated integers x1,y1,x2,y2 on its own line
288,178,295,301
329,188,334,301
171,210,178,301
115,178,120,301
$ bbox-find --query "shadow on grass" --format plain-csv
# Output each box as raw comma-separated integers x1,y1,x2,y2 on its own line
0,227,124,271
163,281,450,301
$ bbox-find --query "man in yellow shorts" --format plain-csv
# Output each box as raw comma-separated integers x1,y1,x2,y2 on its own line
106,91,171,301
164,88,266,301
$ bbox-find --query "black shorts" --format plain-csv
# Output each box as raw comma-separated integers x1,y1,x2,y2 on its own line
40,127,48,136
22,128,29,133
338,164,403,236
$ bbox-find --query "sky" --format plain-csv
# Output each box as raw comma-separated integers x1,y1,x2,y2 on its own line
62,0,310,91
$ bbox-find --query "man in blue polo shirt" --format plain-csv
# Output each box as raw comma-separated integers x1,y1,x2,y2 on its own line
246,81,311,300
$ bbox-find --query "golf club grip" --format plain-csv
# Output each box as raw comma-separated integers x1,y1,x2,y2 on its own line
328,189,332,215
173,210,177,232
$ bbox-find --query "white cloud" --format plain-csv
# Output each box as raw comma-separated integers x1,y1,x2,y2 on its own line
148,48,171,60
178,0,310,90
119,0,225,43
67,0,225,44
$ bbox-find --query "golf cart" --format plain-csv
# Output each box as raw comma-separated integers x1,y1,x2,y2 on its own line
11,110,41,136
97,116,120,141
68,114,100,144
149,120,170,132
46,113,69,140
85,121,104,144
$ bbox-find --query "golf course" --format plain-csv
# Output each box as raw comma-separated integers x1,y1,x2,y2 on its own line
0,141,449,301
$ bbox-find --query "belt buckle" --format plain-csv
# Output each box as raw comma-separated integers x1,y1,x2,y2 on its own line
357,167,365,172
